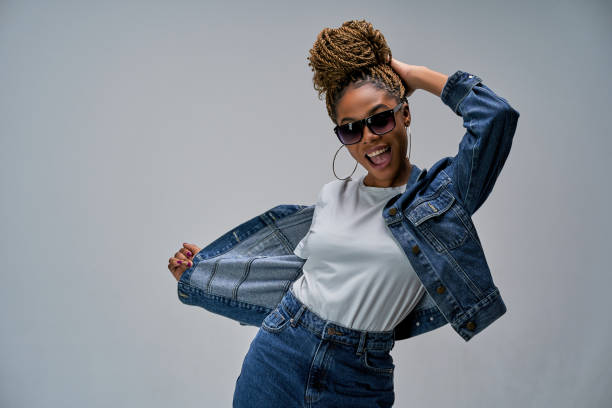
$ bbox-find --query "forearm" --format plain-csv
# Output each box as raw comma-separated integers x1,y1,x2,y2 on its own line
410,66,449,97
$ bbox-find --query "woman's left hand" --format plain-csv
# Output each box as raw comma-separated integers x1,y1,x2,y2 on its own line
389,57,422,98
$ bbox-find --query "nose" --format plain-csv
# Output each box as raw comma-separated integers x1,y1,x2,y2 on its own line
361,124,381,145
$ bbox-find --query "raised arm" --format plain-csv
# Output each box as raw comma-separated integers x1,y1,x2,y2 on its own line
390,60,520,215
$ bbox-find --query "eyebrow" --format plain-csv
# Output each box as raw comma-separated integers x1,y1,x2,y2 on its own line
340,103,390,125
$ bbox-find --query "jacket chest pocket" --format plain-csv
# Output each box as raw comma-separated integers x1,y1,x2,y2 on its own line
406,188,472,252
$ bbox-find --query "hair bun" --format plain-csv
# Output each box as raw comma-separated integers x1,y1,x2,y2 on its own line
340,20,391,65
308,19,391,96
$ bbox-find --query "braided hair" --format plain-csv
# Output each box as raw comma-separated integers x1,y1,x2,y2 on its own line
307,19,409,124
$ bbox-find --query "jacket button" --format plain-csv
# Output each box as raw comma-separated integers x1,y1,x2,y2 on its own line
412,245,420,254
466,321,476,331
389,208,397,216
436,285,445,294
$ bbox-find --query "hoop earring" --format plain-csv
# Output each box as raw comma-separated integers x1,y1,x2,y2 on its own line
332,144,358,181
407,125,412,162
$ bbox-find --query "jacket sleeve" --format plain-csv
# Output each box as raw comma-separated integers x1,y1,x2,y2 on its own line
441,70,520,215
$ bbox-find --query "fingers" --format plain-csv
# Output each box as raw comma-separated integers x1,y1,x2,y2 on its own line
169,256,192,268
168,242,200,282
168,256,192,281
168,259,181,281
178,247,193,260
174,250,190,261
182,242,202,258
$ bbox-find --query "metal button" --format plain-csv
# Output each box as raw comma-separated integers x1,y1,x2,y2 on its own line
466,321,476,331
468,75,474,78
436,285,445,294
415,321,420,326
412,245,420,254
429,316,434,321
389,208,397,216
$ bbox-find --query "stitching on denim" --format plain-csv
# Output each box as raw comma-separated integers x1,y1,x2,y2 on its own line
179,282,275,313
205,259,220,294
441,70,462,105
198,205,308,261
454,77,482,114
450,199,483,251
281,266,303,295
442,247,484,296
409,189,455,227
409,245,465,320
198,222,265,260
403,178,451,219
233,257,258,300
363,350,394,374
261,212,295,254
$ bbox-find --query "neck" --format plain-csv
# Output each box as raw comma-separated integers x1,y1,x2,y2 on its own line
363,157,412,188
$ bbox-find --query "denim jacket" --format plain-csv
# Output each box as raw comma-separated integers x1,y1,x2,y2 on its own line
177,70,520,342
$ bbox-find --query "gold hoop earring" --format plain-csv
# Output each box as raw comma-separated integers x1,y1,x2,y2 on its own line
332,144,358,181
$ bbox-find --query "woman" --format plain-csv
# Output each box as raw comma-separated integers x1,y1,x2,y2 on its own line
168,20,519,407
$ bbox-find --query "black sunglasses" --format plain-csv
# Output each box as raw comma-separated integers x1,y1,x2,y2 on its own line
334,99,407,145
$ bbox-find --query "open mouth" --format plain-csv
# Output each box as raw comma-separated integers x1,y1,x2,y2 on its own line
365,145,392,168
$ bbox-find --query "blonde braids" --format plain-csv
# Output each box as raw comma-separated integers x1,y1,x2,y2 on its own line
307,19,408,124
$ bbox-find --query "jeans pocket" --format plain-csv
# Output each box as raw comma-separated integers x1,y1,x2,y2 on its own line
261,306,291,334
361,349,395,376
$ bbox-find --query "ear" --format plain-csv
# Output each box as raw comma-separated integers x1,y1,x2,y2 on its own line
402,104,411,126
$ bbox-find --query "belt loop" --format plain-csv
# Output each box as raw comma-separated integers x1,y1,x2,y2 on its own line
356,331,367,356
290,304,306,327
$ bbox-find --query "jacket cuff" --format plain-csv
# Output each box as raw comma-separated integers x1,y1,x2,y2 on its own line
440,70,483,115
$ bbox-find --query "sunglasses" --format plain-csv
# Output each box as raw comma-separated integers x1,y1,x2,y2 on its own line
334,99,407,145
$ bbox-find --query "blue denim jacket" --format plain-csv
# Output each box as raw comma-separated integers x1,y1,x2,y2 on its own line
177,70,520,342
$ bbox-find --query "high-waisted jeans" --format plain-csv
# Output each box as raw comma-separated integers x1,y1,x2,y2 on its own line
233,287,396,407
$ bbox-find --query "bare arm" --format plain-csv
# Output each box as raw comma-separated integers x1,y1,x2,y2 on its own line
389,59,449,97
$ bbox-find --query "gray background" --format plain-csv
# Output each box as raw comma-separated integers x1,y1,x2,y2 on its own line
1,0,610,406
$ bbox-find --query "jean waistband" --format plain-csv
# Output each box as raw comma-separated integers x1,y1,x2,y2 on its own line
278,288,395,354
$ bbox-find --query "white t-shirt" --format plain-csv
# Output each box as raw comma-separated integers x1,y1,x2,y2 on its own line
291,173,426,332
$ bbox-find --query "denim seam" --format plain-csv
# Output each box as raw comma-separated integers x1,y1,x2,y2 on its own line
464,119,479,213
452,288,502,339
232,257,258,300
261,212,295,255
455,80,482,115
405,177,452,214
442,246,485,296
282,266,303,294
179,282,275,312
440,70,463,106
409,242,466,319
205,259,220,294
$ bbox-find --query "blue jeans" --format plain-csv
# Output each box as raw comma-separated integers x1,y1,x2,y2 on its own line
233,288,396,407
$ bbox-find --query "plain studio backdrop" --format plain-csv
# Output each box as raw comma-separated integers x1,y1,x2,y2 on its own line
1,0,610,406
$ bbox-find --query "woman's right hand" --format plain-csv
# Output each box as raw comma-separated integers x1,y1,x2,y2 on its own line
389,58,422,98
168,242,201,281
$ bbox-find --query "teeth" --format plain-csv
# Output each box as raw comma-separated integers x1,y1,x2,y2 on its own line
366,146,390,158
